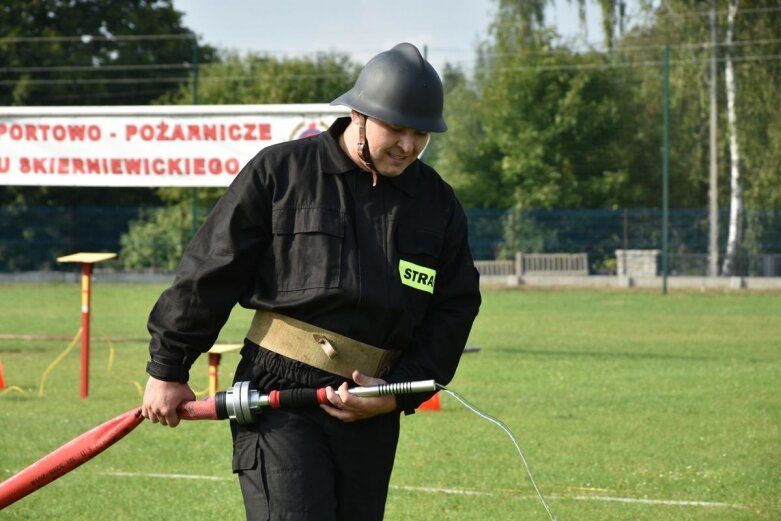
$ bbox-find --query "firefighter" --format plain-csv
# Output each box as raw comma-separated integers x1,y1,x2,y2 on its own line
141,42,481,521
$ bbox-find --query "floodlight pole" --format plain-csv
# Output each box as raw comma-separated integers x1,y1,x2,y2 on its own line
662,46,670,295
708,0,719,277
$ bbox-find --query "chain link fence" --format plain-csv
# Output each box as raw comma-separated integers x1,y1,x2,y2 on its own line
0,206,779,277
464,208,781,277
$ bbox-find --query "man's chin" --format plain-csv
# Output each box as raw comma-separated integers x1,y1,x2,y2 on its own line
377,169,403,179
376,162,410,178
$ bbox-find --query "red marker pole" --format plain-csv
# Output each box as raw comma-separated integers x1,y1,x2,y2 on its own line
80,262,93,399
56,252,117,399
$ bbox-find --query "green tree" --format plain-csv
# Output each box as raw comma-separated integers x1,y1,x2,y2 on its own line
723,0,781,210
160,51,358,105
609,0,781,210
436,0,781,213
426,64,510,208
619,0,781,271
434,0,640,210
0,0,214,106
119,204,190,271
482,46,640,209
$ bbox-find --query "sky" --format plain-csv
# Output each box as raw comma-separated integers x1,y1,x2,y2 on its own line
173,0,604,76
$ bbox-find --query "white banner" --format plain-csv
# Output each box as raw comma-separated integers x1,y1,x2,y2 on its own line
0,104,348,187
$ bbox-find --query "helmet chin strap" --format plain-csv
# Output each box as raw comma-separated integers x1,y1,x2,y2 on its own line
356,114,379,187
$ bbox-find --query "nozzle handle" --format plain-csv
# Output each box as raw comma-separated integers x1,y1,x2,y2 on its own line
268,388,328,409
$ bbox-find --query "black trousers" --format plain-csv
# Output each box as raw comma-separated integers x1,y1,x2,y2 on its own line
230,363,401,521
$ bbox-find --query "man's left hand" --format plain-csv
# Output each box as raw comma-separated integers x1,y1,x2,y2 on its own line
320,370,397,422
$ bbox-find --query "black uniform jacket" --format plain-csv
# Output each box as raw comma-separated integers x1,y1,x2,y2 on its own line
146,117,481,412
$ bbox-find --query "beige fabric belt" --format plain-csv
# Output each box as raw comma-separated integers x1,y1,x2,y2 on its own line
245,310,401,379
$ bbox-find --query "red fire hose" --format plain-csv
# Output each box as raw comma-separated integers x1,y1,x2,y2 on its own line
0,380,436,510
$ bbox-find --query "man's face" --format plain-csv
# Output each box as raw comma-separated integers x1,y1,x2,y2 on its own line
364,117,430,177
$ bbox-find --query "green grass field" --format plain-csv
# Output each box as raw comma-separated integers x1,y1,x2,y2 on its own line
0,283,779,520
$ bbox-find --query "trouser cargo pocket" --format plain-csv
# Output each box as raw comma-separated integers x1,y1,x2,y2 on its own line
232,429,270,521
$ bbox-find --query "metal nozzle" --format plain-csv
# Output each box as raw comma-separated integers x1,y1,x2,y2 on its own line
222,381,262,424
348,380,437,397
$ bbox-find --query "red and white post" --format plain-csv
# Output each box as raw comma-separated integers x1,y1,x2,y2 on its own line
57,252,117,399
79,262,93,399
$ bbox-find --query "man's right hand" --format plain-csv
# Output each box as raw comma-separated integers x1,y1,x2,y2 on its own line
141,376,196,428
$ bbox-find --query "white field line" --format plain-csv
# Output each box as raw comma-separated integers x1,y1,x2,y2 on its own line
391,485,491,496
394,486,743,509
563,495,744,509
100,470,231,481
97,472,744,509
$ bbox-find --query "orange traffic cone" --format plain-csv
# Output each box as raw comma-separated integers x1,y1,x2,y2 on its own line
418,392,441,411
0,360,6,389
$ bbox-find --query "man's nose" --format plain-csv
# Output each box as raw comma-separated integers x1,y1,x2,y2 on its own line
397,132,416,153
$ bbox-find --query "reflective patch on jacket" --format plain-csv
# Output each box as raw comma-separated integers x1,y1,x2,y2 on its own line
399,259,436,294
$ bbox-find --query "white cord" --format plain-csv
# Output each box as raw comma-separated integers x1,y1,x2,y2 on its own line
436,384,558,521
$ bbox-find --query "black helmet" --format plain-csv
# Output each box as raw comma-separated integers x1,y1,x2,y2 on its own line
331,43,447,133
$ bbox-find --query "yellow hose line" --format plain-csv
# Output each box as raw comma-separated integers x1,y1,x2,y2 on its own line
38,328,82,397
101,332,144,398
193,384,211,398
5,328,205,401
0,385,29,397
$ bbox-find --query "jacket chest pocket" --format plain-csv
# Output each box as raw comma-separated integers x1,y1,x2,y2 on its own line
272,208,344,292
